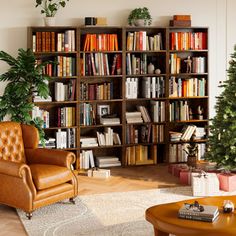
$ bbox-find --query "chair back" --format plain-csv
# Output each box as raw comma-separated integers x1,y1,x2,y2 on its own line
0,122,26,163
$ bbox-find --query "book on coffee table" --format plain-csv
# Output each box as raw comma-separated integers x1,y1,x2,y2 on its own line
178,204,219,222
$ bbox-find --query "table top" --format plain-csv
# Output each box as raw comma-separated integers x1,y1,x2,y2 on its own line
146,195,236,236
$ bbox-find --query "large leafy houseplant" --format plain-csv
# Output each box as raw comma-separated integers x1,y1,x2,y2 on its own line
0,48,51,145
35,0,70,17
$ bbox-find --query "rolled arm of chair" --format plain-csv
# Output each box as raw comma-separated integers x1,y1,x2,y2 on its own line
25,148,76,169
0,159,30,178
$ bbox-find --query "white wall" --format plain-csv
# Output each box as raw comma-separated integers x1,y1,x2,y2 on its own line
0,0,234,117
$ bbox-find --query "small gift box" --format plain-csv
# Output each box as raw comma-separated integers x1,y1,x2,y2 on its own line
180,170,191,185
217,173,236,192
192,172,220,196
173,164,189,177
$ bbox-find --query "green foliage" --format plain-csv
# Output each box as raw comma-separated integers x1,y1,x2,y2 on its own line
205,45,236,169
0,48,51,146
35,0,70,17
128,7,152,26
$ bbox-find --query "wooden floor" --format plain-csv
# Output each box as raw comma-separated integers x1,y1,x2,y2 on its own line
0,164,179,236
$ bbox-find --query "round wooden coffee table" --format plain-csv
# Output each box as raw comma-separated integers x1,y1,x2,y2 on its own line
145,195,236,236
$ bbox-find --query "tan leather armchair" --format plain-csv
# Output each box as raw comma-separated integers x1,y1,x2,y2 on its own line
0,121,78,219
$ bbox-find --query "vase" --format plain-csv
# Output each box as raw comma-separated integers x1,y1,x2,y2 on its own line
44,17,56,26
148,62,155,74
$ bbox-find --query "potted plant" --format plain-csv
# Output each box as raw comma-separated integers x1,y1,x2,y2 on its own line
128,7,152,26
35,0,70,26
184,138,198,168
0,48,51,145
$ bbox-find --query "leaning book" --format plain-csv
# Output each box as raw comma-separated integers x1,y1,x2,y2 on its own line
178,204,219,222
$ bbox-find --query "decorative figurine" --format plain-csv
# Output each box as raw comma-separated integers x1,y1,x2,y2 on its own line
155,68,161,74
148,62,155,74
223,200,234,213
197,105,204,120
184,56,192,73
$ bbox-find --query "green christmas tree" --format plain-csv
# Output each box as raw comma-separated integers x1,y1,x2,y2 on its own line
205,46,236,169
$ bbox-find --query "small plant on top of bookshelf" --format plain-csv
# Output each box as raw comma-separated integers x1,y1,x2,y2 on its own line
128,7,152,26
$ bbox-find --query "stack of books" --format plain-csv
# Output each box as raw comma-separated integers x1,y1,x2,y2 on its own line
95,156,121,168
170,15,191,27
80,137,98,147
126,111,143,124
178,204,219,222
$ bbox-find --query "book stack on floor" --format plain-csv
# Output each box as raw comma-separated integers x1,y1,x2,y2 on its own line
95,156,121,168
178,203,219,222
170,15,191,27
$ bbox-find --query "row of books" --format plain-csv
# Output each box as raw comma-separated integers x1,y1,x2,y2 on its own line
33,95,52,102
96,127,121,146
169,101,191,121
80,137,98,147
56,56,76,77
81,53,122,76
57,107,76,127
126,123,165,144
169,77,206,97
141,76,165,98
80,82,114,100
83,33,119,51
39,137,56,149
125,145,157,165
126,31,163,51
170,54,206,74
126,53,149,75
170,32,207,50
169,143,206,162
170,126,206,142
56,128,76,149
79,150,95,169
54,80,76,102
150,101,166,123
32,30,76,53
80,103,96,126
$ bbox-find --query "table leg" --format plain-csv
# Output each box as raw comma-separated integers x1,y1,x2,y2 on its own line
154,227,169,236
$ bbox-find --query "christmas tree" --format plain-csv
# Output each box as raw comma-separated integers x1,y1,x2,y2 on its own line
205,46,236,169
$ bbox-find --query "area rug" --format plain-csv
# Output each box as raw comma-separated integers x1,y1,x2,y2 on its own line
17,186,235,236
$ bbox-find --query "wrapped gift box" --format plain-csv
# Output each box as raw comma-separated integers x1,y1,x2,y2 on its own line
179,168,202,185
168,163,188,176
173,164,189,177
192,172,220,196
217,173,236,192
88,168,110,178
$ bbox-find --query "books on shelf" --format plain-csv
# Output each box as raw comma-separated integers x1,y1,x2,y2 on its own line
136,105,151,123
169,77,206,97
38,137,56,149
100,117,120,125
55,128,76,149
181,125,197,141
125,77,138,99
169,100,190,121
80,136,98,147
80,103,96,126
33,30,75,53
126,31,163,51
80,150,95,169
32,106,50,128
55,80,76,101
126,111,143,124
141,77,165,98
57,107,76,127
178,204,219,222
150,101,165,122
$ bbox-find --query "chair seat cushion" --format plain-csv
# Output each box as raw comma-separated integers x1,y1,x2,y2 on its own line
29,164,73,190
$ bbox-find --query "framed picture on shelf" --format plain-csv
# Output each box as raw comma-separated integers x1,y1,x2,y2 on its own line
97,104,110,117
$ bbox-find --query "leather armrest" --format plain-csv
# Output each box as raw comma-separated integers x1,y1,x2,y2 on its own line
0,159,30,178
25,148,76,169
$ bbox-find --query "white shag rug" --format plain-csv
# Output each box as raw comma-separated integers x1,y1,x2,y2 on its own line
17,186,235,236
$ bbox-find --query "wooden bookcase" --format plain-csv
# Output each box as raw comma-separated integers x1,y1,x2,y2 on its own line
27,26,208,170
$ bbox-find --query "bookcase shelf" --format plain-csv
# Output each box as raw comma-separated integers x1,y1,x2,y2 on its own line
28,25,209,169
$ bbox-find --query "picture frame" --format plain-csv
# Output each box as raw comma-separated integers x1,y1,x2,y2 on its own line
97,104,110,116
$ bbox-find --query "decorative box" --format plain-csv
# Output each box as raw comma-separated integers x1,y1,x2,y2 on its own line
168,164,188,176
173,165,189,178
87,168,110,178
217,173,236,192
192,172,220,196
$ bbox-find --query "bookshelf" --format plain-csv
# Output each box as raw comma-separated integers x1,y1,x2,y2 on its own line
27,26,208,170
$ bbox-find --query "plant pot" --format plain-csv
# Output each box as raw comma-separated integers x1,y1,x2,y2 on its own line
187,155,197,168
134,19,149,27
44,17,56,26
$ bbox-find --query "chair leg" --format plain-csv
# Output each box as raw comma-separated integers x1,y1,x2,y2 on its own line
69,197,76,204
26,212,33,220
